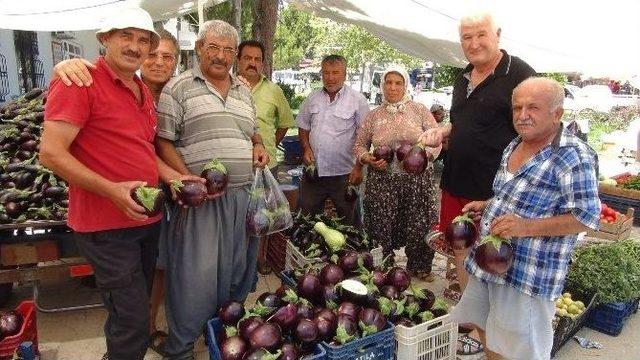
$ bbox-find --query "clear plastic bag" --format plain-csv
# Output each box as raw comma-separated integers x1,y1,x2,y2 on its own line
246,167,293,235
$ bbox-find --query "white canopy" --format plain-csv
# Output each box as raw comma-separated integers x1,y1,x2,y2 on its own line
0,0,223,31
289,0,640,76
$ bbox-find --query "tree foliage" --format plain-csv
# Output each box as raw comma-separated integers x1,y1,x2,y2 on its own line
542,72,568,85
273,6,319,70
433,64,463,88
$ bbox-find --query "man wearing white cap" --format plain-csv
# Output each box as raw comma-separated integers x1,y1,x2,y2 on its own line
40,6,198,360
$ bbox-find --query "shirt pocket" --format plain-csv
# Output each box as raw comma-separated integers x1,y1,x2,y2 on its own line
333,106,356,132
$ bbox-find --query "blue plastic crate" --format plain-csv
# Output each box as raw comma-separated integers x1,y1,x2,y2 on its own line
206,317,326,360
321,322,395,360
586,299,637,336
280,270,297,287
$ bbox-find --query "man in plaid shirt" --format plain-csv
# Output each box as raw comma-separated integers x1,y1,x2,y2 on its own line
452,77,601,360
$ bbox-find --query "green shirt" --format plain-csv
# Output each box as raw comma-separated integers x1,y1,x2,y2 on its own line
252,76,295,168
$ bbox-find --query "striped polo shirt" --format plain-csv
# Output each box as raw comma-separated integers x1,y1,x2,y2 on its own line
156,65,257,187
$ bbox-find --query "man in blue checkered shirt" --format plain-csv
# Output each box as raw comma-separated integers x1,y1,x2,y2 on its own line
451,77,601,360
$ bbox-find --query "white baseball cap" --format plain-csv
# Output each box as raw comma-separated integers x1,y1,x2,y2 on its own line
96,6,160,50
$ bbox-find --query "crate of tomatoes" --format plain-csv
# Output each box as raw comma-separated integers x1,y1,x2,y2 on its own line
586,204,633,241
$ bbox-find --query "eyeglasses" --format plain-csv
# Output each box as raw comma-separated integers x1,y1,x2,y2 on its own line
148,53,176,62
204,43,237,56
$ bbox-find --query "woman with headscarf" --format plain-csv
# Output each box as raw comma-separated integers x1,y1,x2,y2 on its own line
353,65,441,281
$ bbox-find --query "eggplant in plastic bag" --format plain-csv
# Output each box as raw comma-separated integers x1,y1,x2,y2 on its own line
246,167,293,235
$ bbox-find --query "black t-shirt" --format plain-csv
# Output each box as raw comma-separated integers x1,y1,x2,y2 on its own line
441,50,536,200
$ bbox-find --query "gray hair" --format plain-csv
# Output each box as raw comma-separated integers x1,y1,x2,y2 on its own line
155,27,180,57
513,77,565,112
197,20,238,45
459,12,499,35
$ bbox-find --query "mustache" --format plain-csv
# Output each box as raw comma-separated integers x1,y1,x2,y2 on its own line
246,65,257,71
515,120,533,126
210,58,227,66
122,50,141,58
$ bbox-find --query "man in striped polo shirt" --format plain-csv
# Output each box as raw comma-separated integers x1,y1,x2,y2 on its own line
155,20,269,359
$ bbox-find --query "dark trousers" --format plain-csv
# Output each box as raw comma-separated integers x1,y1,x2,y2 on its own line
75,222,160,360
299,174,357,225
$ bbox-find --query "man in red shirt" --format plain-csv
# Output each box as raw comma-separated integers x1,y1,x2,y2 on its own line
39,7,198,360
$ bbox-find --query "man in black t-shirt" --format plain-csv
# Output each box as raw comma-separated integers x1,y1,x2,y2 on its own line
421,12,535,358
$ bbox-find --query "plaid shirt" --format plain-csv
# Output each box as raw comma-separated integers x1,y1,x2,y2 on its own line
465,126,601,300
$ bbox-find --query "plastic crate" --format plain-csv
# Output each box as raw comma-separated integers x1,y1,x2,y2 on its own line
321,322,395,360
395,313,457,360
206,317,326,360
598,193,640,225
0,301,38,359
586,298,639,336
285,240,384,271
551,292,597,356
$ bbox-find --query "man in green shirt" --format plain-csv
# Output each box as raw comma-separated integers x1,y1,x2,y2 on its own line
237,40,295,175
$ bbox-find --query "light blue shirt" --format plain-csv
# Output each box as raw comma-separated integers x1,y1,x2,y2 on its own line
296,86,370,176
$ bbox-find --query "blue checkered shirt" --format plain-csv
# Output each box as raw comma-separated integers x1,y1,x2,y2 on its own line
465,126,601,300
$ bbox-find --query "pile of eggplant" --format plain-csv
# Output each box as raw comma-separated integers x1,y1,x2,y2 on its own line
294,252,451,330
283,212,373,261
0,88,69,224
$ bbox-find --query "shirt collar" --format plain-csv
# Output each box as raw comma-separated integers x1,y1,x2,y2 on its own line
463,49,512,77
251,75,267,93
322,85,346,99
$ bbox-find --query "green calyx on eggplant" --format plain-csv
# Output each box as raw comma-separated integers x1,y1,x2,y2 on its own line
475,235,514,275
201,158,228,196
131,186,165,216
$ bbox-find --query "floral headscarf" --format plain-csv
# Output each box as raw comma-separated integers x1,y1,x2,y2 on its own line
381,64,411,113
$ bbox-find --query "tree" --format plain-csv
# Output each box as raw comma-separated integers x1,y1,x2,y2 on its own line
272,6,318,70
252,0,278,77
433,64,463,88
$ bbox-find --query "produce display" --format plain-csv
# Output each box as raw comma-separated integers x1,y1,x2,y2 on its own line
566,239,640,305
285,213,374,260
0,88,70,224
599,203,624,224
553,292,585,320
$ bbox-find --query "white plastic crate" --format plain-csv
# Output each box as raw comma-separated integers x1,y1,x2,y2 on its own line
285,240,383,271
395,313,457,360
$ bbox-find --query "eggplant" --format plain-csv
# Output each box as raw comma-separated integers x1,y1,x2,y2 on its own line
4,202,20,217
131,186,165,216
319,263,344,286
238,316,263,341
247,208,272,236
359,251,374,270
475,235,514,275
269,303,298,330
445,213,478,250
15,150,32,161
380,285,400,300
23,88,44,101
395,141,413,162
0,310,22,336
322,285,340,308
337,301,360,320
372,145,394,163
201,159,228,196
220,335,248,360
20,140,38,152
337,251,360,275
296,273,322,302
257,292,283,311
14,172,35,189
296,301,315,320
243,348,280,360
333,314,358,345
279,343,300,360
358,308,387,335
402,143,428,175
338,279,369,306
18,132,36,143
409,284,436,311
294,318,318,344
313,315,337,342
394,317,414,327
44,186,65,200
218,301,245,326
371,269,387,289
376,297,404,322
344,185,358,202
386,267,410,292
171,179,207,207
248,323,282,351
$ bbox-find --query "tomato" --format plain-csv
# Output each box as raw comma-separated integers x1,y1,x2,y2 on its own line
605,216,615,223
604,207,616,217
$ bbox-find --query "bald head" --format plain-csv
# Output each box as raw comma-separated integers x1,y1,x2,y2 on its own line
513,77,565,112
511,77,565,144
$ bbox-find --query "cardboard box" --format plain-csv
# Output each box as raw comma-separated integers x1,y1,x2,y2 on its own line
1,240,60,267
